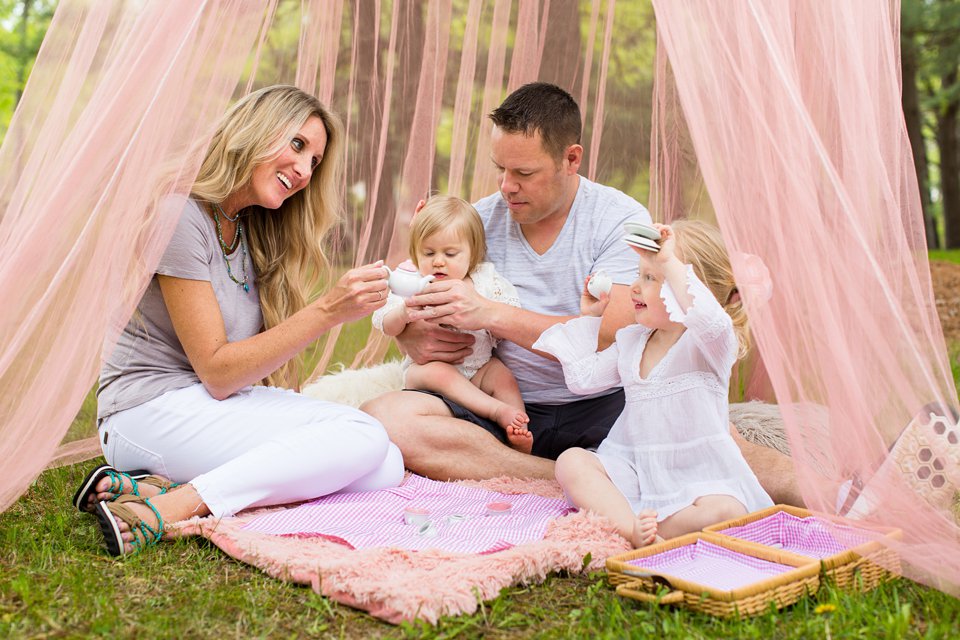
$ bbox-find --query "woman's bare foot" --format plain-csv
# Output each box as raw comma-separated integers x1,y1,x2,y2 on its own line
494,405,533,454
96,484,207,556
630,509,658,548
75,467,172,513
106,500,161,555
86,474,166,510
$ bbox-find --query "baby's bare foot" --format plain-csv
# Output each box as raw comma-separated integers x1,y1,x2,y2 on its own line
506,427,534,455
493,404,529,431
492,406,533,454
631,510,658,548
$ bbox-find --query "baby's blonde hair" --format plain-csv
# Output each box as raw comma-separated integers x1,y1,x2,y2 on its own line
671,220,751,359
408,195,486,274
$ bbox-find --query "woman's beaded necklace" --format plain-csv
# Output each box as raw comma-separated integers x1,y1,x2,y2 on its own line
212,204,250,293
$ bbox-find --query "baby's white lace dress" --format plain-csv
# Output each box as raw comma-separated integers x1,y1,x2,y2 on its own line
373,262,522,381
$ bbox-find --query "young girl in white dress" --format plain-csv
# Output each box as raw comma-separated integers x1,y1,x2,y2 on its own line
533,220,772,547
373,195,533,452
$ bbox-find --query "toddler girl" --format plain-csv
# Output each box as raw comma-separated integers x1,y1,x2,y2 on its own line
533,220,772,547
373,195,532,452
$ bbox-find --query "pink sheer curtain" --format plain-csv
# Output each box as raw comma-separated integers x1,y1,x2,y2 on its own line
2,0,957,595
1,0,643,506
652,0,958,592
0,0,272,511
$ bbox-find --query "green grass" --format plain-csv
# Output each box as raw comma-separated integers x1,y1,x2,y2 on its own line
2,464,959,639
3,261,960,638
928,249,960,265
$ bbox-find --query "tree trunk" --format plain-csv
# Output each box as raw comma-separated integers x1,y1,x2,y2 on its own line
901,32,937,248
938,68,960,249
539,0,582,93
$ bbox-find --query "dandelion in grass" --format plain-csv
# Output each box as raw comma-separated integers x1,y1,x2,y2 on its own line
815,603,837,640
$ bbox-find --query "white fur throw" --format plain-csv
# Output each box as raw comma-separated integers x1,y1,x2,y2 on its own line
303,361,790,455
302,361,404,408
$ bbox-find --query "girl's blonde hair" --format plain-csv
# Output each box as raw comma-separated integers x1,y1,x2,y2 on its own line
408,195,486,274
191,85,344,388
671,219,751,359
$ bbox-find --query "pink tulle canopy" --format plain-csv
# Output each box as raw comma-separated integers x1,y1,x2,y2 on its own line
0,0,956,594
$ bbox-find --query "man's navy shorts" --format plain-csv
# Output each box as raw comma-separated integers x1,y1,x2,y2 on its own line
408,388,626,460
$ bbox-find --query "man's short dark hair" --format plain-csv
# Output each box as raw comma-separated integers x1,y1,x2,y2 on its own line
489,82,581,162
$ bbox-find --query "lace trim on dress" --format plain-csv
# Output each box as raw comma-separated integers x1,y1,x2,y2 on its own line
660,264,730,343
532,316,604,362
624,370,725,400
474,262,521,309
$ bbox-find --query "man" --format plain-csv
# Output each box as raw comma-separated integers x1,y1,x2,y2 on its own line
362,82,801,506
363,82,649,480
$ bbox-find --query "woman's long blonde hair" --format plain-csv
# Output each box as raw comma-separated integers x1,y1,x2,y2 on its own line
672,220,751,359
191,85,344,388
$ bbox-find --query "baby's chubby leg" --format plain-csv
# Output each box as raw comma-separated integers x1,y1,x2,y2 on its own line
657,495,746,540
471,358,531,453
555,448,657,548
404,361,530,453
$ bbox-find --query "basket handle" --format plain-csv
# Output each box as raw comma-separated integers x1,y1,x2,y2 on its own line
616,580,684,605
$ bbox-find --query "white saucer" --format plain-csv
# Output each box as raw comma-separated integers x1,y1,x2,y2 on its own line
623,234,660,252
623,222,661,241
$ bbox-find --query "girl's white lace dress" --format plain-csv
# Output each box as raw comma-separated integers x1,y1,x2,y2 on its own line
373,261,521,381
533,265,772,520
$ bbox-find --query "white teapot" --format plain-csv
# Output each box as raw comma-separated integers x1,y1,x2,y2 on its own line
385,259,434,298
586,270,613,298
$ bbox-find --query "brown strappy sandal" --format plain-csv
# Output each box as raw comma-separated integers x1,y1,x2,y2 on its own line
94,494,165,557
73,465,180,513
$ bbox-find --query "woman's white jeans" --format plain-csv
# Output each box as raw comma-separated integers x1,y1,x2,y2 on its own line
98,384,404,518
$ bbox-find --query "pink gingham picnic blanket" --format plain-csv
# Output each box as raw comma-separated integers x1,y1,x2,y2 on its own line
719,511,872,558
242,474,574,554
627,539,795,591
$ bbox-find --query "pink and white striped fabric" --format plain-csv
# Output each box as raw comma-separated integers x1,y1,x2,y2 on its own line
627,539,795,591
719,511,873,559
241,474,573,554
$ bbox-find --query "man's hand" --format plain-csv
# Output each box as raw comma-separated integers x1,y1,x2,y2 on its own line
396,318,475,365
405,279,494,332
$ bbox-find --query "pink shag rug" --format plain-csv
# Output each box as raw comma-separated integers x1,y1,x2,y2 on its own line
167,476,629,625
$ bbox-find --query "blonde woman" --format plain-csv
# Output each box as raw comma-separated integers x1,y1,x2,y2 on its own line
74,85,404,556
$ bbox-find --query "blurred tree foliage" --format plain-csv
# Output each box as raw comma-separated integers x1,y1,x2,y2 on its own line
0,0,55,139
0,0,956,249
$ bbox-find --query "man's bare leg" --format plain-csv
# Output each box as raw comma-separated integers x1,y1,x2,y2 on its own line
361,390,554,480
731,424,804,507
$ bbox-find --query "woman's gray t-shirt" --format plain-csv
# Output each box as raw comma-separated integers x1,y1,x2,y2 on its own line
97,196,263,419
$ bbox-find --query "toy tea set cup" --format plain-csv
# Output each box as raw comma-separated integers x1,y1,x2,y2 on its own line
584,222,662,299
384,259,434,297
586,270,613,298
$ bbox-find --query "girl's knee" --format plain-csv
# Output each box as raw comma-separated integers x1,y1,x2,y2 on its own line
555,448,592,481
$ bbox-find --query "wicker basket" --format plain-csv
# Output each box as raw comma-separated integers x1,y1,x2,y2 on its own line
606,532,821,618
703,504,902,592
